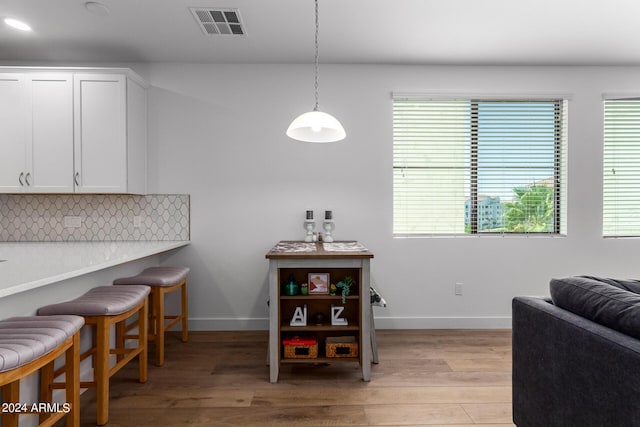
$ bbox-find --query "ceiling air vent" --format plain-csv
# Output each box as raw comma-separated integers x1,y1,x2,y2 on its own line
190,8,246,36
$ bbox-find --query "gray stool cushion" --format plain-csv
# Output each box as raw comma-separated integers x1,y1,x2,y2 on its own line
0,315,84,372
114,266,190,287
37,285,150,317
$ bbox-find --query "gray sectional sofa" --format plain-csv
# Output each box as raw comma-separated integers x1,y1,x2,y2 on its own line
512,276,640,427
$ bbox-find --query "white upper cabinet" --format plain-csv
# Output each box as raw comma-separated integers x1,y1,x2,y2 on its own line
0,73,73,193
74,74,147,194
73,74,127,193
0,67,147,194
29,74,74,193
0,74,28,192
73,73,147,194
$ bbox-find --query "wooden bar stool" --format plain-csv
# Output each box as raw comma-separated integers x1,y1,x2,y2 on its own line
37,285,149,426
0,315,83,427
114,266,189,366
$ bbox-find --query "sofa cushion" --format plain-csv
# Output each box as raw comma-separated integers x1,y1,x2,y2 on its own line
578,275,640,294
550,276,640,340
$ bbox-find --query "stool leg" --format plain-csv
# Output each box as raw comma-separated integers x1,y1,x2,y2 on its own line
95,317,110,426
181,279,189,342
39,359,55,425
66,331,81,427
116,319,125,363
1,381,20,427
156,287,165,366
148,291,156,338
139,297,148,383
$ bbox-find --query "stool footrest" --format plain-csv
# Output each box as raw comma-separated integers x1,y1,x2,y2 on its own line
52,380,94,390
109,349,145,381
164,316,183,331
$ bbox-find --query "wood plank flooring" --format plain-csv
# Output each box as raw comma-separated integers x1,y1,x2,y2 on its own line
71,329,514,426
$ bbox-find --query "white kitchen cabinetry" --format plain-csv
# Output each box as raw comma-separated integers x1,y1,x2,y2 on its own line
0,67,147,194
0,73,73,193
30,74,75,193
0,73,26,192
73,73,147,194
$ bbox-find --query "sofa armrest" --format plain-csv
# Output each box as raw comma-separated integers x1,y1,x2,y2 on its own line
512,296,640,427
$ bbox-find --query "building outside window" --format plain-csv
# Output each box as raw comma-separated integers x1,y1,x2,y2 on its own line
465,195,504,232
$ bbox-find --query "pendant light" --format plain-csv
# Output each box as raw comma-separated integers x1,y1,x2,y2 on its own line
286,0,346,143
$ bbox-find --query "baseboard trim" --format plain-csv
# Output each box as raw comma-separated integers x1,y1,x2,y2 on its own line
372,316,512,329
189,317,269,331
188,316,512,331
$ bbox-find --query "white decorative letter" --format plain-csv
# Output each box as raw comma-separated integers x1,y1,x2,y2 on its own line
290,304,308,326
331,304,348,326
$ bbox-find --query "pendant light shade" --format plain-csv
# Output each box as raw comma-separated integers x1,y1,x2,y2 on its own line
287,0,346,143
286,110,346,143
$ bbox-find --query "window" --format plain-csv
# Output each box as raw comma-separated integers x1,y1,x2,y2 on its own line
603,98,640,237
393,97,568,236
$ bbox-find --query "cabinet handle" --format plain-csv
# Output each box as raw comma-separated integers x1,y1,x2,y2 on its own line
25,172,31,186
74,172,80,186
18,172,24,186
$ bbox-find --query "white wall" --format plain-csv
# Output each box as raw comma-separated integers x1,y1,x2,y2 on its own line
139,63,640,329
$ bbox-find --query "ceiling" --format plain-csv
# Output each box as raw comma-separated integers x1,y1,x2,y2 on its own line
2,0,640,66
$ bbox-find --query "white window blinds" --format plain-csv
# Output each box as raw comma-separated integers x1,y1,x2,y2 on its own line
603,99,640,237
393,97,568,236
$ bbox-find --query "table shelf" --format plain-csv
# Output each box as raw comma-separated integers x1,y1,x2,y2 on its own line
281,324,360,332
281,357,359,364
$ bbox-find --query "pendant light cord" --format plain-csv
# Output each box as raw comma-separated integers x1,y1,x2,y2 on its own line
314,0,319,111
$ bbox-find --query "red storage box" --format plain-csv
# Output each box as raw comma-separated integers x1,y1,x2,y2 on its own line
283,336,318,359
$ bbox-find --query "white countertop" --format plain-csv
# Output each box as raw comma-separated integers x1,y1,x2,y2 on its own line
0,241,190,298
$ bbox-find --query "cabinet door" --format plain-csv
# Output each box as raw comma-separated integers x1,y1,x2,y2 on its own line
0,74,27,192
27,74,74,193
74,74,127,193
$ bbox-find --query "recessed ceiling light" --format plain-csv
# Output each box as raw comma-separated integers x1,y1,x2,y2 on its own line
85,1,110,16
4,18,32,32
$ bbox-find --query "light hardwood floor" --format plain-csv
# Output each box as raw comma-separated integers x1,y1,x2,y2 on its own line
73,329,514,426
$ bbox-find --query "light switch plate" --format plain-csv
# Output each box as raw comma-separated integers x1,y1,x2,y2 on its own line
455,282,463,296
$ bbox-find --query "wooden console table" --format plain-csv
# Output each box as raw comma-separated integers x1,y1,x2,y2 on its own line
266,241,374,383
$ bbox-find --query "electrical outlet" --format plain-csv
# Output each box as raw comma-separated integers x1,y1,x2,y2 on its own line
455,282,463,296
133,216,142,228
63,216,82,228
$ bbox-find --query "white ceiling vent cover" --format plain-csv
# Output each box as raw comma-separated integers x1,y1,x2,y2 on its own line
190,8,246,36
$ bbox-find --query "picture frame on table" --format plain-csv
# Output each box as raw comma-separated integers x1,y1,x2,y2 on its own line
308,273,330,294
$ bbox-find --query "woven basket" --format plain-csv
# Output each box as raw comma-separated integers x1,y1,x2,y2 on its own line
283,337,318,359
326,336,358,358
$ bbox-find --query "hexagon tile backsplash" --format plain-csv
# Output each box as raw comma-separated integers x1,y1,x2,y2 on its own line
0,194,189,241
